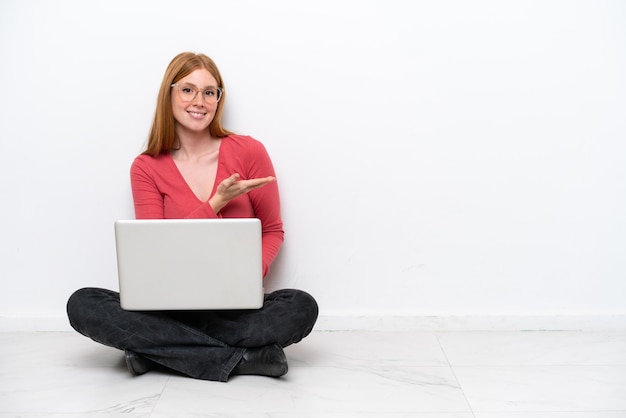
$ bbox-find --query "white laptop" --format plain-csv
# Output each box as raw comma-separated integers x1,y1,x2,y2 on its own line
114,218,264,310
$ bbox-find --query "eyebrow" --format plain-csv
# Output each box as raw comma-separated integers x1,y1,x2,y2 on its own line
180,82,219,90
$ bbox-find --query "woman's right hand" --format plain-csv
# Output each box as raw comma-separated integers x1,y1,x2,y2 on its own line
209,173,275,214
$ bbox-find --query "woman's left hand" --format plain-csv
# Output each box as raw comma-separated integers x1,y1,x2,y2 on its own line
209,173,275,213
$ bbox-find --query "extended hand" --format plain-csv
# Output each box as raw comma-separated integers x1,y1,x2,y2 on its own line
210,173,275,213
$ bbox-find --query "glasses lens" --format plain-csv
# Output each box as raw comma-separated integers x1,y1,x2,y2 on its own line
175,84,195,101
203,87,222,103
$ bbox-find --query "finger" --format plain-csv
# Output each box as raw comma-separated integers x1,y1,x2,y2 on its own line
227,173,241,186
246,177,275,187
252,176,274,184
255,176,275,184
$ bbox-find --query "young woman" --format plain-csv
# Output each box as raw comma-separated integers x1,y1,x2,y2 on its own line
67,52,318,382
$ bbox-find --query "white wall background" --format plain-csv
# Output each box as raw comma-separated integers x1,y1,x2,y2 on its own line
1,0,625,330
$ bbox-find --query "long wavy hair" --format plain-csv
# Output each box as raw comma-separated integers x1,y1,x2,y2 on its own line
143,52,234,156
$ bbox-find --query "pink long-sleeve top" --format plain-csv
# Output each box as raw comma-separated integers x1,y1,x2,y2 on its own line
130,134,284,277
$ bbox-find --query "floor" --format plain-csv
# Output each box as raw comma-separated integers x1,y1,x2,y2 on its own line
1,330,625,417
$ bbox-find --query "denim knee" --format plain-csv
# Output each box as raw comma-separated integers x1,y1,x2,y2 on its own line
293,289,319,330
267,289,318,346
66,287,90,331
66,287,114,334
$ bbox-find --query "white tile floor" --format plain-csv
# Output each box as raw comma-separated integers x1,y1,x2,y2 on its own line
1,330,626,417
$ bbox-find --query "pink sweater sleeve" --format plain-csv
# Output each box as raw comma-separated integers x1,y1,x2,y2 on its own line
245,140,284,276
130,157,166,219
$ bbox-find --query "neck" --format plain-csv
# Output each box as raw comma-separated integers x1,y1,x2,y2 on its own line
173,130,221,161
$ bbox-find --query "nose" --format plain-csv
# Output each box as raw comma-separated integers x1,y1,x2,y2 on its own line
192,90,205,105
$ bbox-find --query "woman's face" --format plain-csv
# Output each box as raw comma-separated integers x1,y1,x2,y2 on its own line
171,68,220,135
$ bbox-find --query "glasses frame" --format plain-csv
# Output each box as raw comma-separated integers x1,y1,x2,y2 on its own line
171,83,223,104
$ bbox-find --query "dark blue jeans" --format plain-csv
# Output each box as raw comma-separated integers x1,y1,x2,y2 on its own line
66,287,318,382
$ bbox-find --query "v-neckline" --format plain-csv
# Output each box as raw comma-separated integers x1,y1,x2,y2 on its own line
166,142,223,203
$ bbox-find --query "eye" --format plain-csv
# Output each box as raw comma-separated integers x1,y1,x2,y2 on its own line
203,88,217,97
181,87,194,94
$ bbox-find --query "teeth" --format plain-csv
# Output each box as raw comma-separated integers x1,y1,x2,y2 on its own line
189,112,205,118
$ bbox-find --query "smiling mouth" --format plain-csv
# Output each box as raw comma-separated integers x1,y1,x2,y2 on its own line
187,111,206,119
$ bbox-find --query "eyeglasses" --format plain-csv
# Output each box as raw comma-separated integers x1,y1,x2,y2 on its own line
171,83,223,104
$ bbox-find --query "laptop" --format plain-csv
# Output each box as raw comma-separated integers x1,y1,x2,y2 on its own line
114,218,264,310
